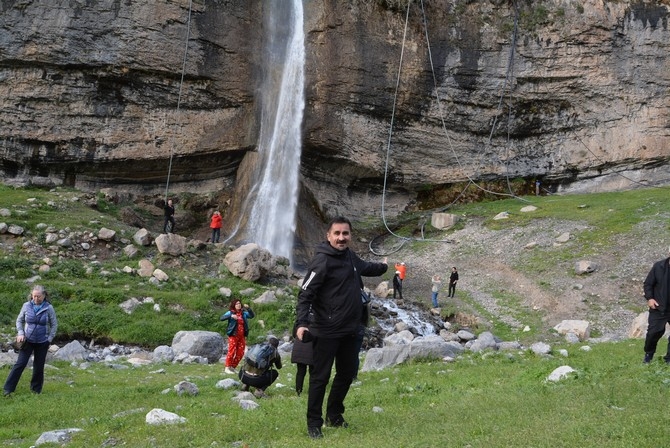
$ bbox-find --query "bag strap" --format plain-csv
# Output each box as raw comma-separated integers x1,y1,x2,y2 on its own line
348,251,365,290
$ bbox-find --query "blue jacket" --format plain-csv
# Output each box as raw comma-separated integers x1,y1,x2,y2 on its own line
17,300,58,343
220,308,255,337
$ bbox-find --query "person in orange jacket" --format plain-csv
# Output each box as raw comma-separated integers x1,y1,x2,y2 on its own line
210,210,222,243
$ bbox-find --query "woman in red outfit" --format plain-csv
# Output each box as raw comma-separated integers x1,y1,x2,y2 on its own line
210,211,222,243
220,299,254,374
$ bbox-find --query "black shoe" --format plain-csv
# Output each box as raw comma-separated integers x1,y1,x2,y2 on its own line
644,353,654,364
325,415,348,428
2,390,11,397
307,427,323,439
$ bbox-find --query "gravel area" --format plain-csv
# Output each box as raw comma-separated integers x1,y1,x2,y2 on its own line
362,215,669,342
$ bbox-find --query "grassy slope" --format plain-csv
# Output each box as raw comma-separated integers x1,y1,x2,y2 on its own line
0,185,296,346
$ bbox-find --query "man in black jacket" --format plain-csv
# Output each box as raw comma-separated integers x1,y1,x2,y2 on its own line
295,217,387,439
643,247,670,364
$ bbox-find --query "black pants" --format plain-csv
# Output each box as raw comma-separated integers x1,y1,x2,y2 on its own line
448,282,456,297
393,283,403,300
644,310,670,360
3,340,49,394
307,334,358,429
211,228,220,243
163,216,175,233
295,363,311,394
239,369,278,391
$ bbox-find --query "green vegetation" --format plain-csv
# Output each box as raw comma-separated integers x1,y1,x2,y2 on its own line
451,186,670,250
0,184,298,346
1,341,667,447
2,183,670,445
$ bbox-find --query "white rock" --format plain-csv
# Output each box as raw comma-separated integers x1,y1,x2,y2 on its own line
546,365,576,382
145,408,186,425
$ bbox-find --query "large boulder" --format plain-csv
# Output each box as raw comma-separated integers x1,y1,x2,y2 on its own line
431,213,459,230
554,320,591,341
53,340,88,362
133,228,152,246
170,330,224,364
409,335,464,359
223,243,275,282
361,345,411,372
155,233,187,256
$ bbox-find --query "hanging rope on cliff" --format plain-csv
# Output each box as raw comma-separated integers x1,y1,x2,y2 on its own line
373,0,523,256
164,0,194,201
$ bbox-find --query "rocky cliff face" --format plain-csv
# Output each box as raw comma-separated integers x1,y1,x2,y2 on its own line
1,0,668,243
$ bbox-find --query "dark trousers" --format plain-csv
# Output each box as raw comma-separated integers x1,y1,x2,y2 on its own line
163,216,175,233
307,334,358,428
3,341,49,394
295,363,311,394
211,228,220,243
393,283,403,300
239,369,278,391
448,282,456,297
644,310,670,360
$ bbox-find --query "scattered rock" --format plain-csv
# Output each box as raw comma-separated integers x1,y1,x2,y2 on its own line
145,409,186,425
546,365,576,382
98,227,116,242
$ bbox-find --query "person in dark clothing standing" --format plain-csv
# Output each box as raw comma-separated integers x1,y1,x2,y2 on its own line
163,199,175,233
392,270,403,300
448,266,459,298
295,216,388,439
642,247,670,364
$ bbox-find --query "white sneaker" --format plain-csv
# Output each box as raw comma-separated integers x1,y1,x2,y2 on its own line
224,367,237,375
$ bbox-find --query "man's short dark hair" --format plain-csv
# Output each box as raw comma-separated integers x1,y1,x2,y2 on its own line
327,216,352,232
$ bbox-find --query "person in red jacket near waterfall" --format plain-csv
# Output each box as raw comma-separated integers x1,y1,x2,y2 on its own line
210,210,222,243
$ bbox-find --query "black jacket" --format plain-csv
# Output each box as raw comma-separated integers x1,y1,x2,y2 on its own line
644,257,670,313
296,242,387,338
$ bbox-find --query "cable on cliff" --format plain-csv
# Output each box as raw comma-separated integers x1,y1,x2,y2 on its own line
373,0,522,256
164,0,194,202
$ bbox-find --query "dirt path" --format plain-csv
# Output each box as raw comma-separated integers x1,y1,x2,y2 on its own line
368,216,651,341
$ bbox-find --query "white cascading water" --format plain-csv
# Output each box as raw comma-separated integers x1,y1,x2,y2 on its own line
246,0,305,262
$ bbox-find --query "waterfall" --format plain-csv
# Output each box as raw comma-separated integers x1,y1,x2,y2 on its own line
245,0,305,262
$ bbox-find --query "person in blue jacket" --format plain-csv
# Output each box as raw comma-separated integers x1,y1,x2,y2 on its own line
3,285,58,396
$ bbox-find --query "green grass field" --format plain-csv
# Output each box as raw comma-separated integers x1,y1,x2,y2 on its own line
1,340,666,447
